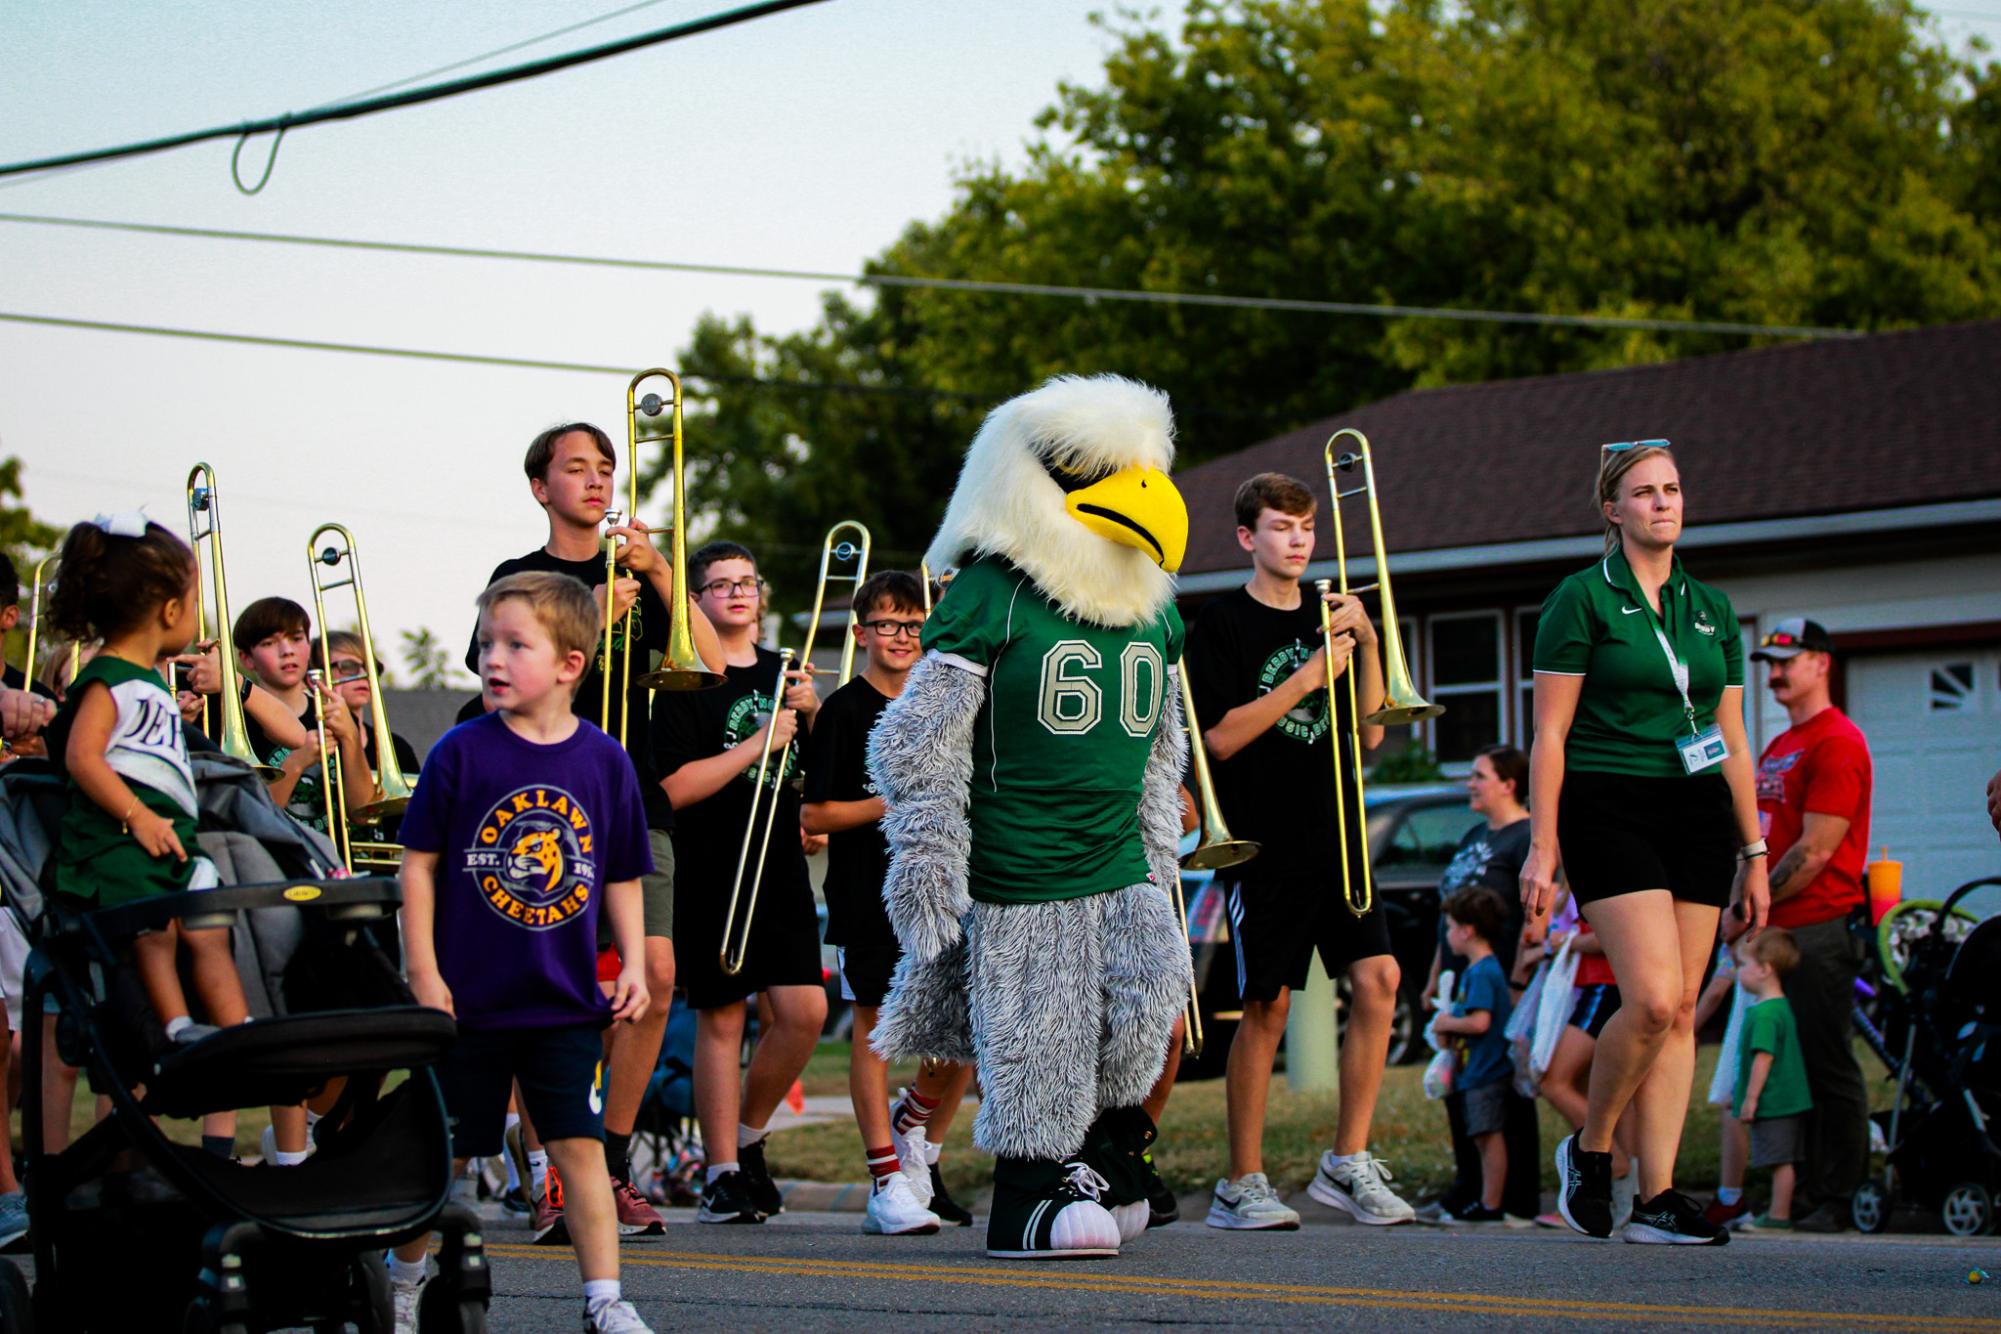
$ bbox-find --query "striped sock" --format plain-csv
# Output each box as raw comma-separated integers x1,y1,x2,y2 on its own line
891,1089,939,1137
865,1145,901,1183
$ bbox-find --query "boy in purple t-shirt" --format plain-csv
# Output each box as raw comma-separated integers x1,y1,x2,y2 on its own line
392,572,655,1334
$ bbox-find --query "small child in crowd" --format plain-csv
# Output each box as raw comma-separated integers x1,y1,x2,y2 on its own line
1732,927,1814,1231
1429,887,1516,1224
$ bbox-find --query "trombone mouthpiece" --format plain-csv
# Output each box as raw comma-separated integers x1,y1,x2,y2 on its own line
639,393,665,416
1315,578,1333,593
604,510,624,529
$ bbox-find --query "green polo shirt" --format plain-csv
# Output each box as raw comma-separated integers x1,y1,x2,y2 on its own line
1533,549,1742,779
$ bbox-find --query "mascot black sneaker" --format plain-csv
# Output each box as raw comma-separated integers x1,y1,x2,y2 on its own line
738,1138,785,1217
986,1157,1122,1260
1624,1189,1731,1245
1554,1133,1615,1238
1075,1107,1158,1243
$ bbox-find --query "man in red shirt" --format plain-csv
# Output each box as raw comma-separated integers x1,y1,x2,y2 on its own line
1748,618,1872,1230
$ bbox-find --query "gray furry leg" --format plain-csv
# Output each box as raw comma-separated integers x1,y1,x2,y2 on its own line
1097,883,1189,1109
872,938,976,1065
966,898,1104,1162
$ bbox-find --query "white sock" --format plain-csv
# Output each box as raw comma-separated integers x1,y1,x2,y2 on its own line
1717,1186,1743,1205
1329,1149,1366,1167
737,1122,766,1149
706,1162,738,1185
528,1148,550,1195
922,1138,942,1167
388,1253,427,1286
273,1148,310,1167
164,1015,192,1040
582,1278,620,1308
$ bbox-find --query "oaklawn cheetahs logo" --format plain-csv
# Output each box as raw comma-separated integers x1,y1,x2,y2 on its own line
462,786,597,930
1258,640,1329,744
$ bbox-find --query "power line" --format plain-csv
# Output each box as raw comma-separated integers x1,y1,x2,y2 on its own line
0,0,830,180
0,211,1860,339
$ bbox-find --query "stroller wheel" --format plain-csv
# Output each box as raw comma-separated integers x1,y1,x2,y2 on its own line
416,1279,489,1334
1942,1182,1995,1238
1850,1179,1893,1234
180,1299,250,1334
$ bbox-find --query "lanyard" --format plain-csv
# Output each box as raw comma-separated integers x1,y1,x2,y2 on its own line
1647,619,1699,733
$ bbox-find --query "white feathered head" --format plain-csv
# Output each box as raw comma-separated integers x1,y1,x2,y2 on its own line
924,374,1187,628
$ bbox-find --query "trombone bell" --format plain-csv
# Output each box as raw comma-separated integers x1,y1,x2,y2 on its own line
628,370,724,696
1324,433,1443,727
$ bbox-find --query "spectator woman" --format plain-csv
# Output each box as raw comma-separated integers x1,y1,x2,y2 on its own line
1522,440,1769,1245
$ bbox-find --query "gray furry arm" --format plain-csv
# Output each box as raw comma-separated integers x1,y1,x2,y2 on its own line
1138,664,1191,897
866,652,984,962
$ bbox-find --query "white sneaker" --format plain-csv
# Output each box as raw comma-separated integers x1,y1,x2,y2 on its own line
583,1297,654,1333
1205,1173,1300,1230
894,1125,935,1208
864,1172,942,1235
1612,1167,1638,1230
1306,1151,1416,1225
391,1273,426,1334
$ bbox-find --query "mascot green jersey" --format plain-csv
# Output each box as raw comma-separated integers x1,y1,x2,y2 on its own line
867,374,1192,1260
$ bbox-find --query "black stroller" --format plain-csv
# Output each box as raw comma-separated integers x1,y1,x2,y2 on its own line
0,754,487,1333
1851,876,2001,1237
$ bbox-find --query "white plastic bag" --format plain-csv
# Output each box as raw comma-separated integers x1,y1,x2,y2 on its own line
1529,935,1581,1079
1507,960,1548,1095
1422,968,1458,1100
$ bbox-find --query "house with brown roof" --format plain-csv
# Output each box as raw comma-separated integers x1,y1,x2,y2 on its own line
1171,319,2001,900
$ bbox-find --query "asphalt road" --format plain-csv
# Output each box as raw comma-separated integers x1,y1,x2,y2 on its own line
473,1204,2001,1333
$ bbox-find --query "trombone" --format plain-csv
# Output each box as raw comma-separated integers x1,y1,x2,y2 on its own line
719,647,795,976
798,522,871,688
186,464,280,779
309,523,418,871
1320,429,1443,917
1175,664,1260,1057
22,555,79,696
601,371,722,748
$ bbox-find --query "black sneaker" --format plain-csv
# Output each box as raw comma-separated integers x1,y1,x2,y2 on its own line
738,1138,785,1217
1555,1133,1615,1238
1791,1202,1849,1234
697,1170,766,1225
1443,1202,1507,1224
1145,1159,1179,1228
1624,1189,1730,1245
928,1163,973,1227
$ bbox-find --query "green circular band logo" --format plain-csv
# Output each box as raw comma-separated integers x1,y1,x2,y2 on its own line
725,691,797,791
1258,640,1328,743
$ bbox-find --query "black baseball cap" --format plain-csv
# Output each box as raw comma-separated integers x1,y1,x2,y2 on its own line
1751,617,1835,661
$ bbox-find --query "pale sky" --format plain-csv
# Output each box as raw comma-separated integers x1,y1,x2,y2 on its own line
3,1,1992,685
0,0,1120,683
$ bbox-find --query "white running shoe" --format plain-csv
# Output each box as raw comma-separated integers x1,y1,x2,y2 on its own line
1306,1151,1416,1225
894,1125,935,1208
864,1172,943,1236
391,1273,426,1334
1205,1173,1301,1230
583,1297,655,1333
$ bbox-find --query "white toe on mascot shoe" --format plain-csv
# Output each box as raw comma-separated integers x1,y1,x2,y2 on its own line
866,374,1195,1261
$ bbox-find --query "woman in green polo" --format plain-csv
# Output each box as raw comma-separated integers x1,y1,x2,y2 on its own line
1522,441,1769,1246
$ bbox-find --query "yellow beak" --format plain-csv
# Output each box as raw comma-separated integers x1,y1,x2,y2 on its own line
1064,465,1188,573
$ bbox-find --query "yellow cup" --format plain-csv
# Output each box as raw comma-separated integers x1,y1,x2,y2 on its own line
1867,847,1902,924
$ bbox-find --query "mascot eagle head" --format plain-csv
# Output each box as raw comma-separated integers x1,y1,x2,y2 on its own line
925,374,1188,628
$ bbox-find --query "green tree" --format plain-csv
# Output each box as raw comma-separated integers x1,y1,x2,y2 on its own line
399,626,455,690
660,0,2000,613
0,456,62,589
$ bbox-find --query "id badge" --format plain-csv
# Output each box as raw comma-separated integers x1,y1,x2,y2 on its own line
1676,725,1727,775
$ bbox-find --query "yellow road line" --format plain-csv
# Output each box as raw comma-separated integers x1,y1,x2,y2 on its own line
480,1242,1996,1330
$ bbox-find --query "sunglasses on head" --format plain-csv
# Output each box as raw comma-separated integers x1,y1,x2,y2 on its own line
1760,632,1805,649
1601,438,1672,453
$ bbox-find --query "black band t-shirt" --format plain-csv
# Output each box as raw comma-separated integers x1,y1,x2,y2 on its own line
801,675,892,950
1434,816,1531,976
651,646,809,901
466,548,674,831
1184,585,1362,887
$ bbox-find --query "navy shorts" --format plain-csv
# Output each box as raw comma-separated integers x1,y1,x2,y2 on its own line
1568,983,1621,1038
1223,876,1393,1005
435,1021,606,1158
838,944,901,1009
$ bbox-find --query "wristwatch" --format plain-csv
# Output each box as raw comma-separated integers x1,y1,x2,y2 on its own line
1738,839,1769,863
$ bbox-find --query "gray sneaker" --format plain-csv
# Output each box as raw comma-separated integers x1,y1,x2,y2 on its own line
0,1191,27,1249
1306,1151,1416,1225
1205,1173,1300,1230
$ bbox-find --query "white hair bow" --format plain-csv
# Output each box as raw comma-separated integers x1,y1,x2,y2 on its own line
90,510,148,538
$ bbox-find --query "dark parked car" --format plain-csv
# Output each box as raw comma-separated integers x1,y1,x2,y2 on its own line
1179,784,1483,1080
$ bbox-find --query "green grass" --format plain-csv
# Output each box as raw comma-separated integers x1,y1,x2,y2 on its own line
766,1039,1898,1205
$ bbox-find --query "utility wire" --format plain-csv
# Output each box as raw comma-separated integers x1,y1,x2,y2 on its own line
0,212,1858,338
0,0,830,179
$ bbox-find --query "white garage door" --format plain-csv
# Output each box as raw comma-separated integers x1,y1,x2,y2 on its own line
1846,649,2001,915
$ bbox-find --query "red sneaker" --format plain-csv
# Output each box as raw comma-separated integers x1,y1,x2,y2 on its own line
533,1165,570,1245
1703,1195,1751,1230
612,1174,665,1239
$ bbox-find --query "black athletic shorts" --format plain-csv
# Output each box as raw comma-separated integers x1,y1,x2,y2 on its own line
675,871,824,1011
1222,876,1393,1004
1556,770,1737,907
1567,982,1621,1038
436,1021,606,1158
837,943,902,1009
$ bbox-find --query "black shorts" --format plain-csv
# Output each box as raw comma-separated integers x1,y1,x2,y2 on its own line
436,1021,606,1158
837,944,902,1009
1223,876,1393,1005
1568,982,1621,1038
1557,771,1737,907
675,869,824,1011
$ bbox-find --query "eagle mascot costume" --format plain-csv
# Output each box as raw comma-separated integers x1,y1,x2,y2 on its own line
867,374,1192,1260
